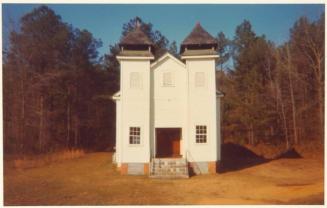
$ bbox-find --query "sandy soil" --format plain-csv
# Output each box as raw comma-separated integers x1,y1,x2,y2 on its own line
4,151,324,205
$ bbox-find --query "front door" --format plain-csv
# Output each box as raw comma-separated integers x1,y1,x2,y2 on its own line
156,128,181,158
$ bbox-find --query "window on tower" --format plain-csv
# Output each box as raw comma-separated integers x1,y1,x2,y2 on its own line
130,72,142,89
129,127,141,144
195,72,205,87
196,125,207,143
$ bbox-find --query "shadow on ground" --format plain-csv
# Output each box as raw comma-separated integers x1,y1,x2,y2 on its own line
218,142,302,173
274,148,302,159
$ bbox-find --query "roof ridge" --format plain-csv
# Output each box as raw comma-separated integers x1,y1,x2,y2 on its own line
150,52,185,69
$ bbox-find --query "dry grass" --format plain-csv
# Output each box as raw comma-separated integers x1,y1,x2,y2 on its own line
4,152,324,205
11,149,85,169
294,140,324,159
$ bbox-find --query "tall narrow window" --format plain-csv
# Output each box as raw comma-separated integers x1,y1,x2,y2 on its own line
195,72,205,87
196,125,207,143
163,72,174,87
129,127,141,144
130,72,141,89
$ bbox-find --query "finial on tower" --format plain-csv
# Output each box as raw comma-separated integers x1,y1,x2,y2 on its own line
136,18,141,28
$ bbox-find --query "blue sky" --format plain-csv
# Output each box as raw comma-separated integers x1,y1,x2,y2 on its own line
2,4,325,57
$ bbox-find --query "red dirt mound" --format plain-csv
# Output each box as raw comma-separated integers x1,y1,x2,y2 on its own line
219,142,268,173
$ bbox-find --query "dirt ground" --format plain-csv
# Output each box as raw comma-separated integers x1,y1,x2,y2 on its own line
4,151,324,205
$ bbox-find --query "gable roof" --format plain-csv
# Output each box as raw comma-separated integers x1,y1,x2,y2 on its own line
181,22,217,46
119,26,154,46
150,52,185,69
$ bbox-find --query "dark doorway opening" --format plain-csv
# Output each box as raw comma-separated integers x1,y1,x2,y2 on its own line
156,128,181,158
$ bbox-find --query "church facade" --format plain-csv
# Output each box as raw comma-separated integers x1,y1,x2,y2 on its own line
112,22,223,176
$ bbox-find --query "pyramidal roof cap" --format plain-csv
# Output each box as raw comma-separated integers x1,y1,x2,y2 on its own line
181,22,217,46
119,24,154,46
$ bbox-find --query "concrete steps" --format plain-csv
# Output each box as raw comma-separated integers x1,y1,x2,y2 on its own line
149,158,189,179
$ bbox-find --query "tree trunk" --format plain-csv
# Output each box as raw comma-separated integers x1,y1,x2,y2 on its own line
74,116,79,148
39,95,44,152
20,69,26,153
280,95,290,149
248,124,254,145
286,45,298,145
247,128,252,145
317,82,324,143
251,123,255,145
289,74,298,145
274,48,291,149
315,58,324,143
66,87,71,148
276,72,289,149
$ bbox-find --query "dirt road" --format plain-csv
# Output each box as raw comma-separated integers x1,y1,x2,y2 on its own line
4,152,324,205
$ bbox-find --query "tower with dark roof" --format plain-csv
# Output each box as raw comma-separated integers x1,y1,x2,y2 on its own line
118,23,154,57
115,23,154,171
180,23,220,172
181,22,218,56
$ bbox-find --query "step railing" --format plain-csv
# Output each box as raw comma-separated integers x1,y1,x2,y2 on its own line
185,150,202,175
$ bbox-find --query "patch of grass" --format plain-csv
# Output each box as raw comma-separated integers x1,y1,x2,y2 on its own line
10,149,85,169
4,152,324,205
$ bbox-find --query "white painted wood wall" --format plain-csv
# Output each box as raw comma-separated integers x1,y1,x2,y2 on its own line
114,52,221,166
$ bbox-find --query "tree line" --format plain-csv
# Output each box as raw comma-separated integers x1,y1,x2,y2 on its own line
3,6,176,154
217,15,324,148
3,6,324,155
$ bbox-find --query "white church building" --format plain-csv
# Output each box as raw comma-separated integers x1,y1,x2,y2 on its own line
112,22,223,177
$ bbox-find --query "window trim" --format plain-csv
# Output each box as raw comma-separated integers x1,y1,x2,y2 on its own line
195,72,206,88
195,125,208,144
162,72,175,87
129,72,142,89
129,126,141,145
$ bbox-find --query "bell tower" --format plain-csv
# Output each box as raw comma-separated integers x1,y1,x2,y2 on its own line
181,22,221,172
115,22,154,174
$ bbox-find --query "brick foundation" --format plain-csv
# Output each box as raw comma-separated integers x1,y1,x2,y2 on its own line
144,163,149,175
120,163,128,175
119,163,149,175
208,161,217,174
188,161,218,175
